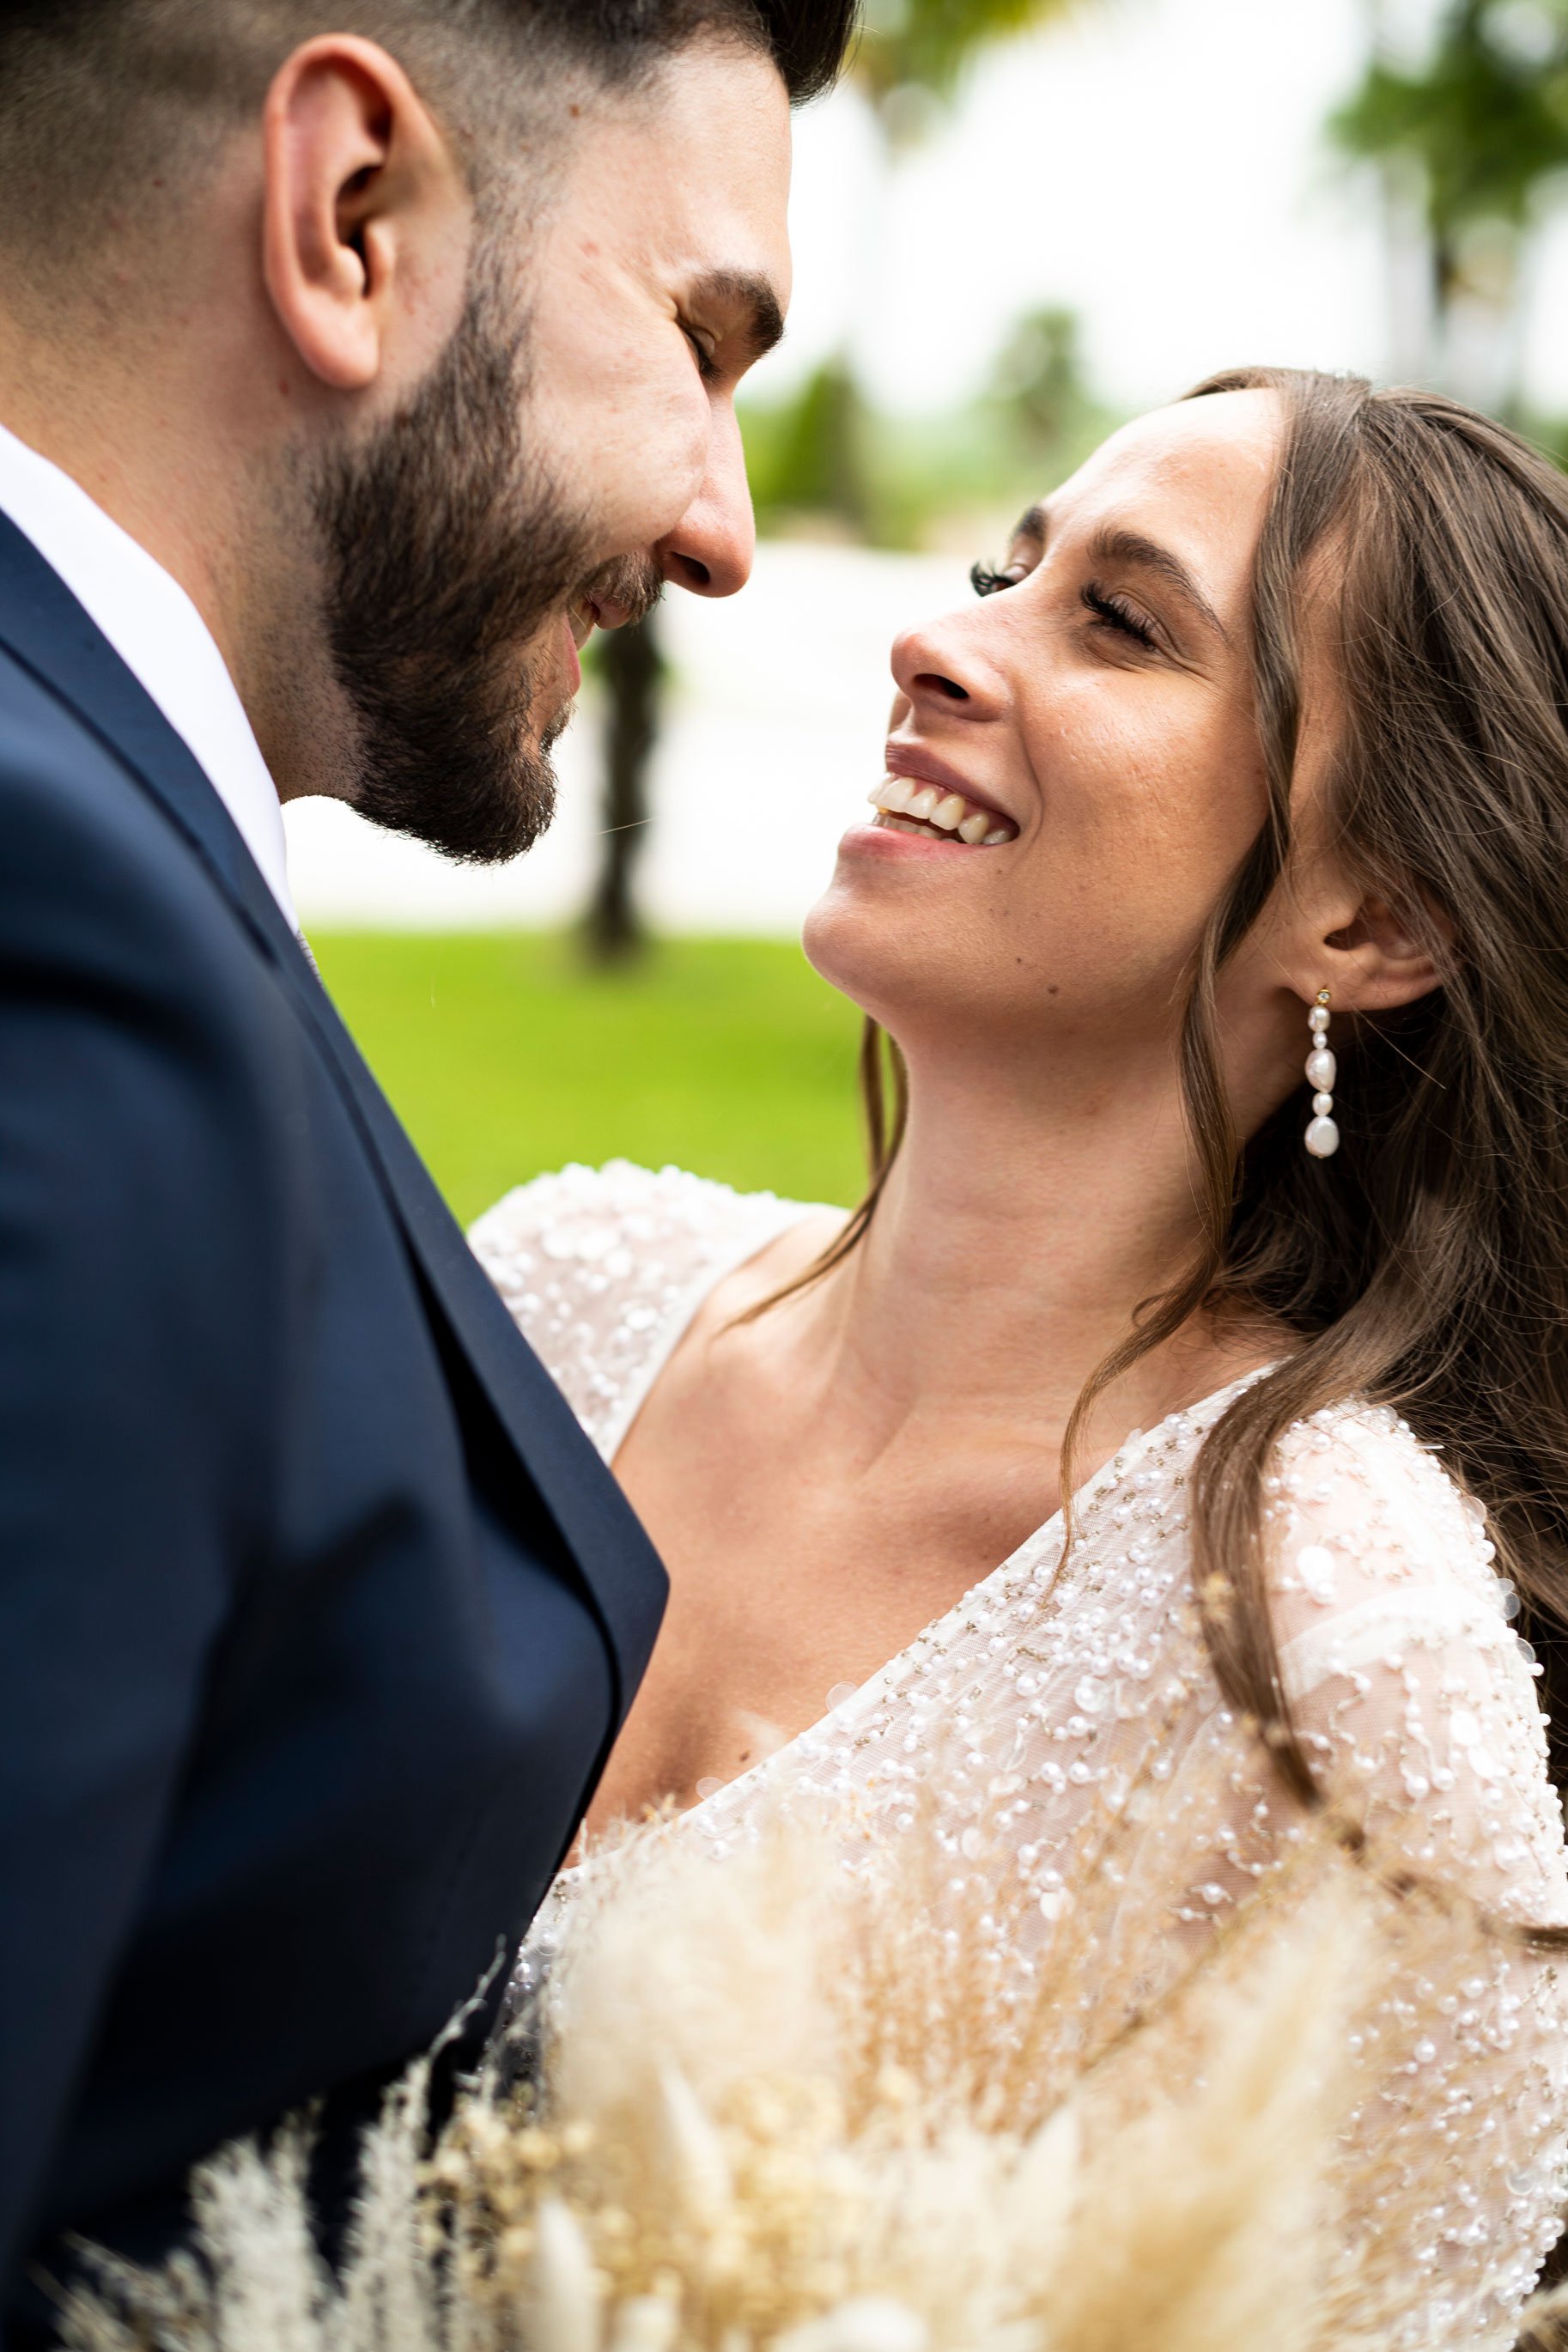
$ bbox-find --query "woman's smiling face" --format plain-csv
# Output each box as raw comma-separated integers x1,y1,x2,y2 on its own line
804,390,1285,1054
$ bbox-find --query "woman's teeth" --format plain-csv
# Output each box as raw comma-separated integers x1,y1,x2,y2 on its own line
866,776,1016,846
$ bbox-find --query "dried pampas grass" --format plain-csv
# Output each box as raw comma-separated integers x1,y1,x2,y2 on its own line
56,1795,1523,2352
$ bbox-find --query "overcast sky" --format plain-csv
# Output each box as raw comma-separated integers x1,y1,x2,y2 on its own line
744,0,1568,424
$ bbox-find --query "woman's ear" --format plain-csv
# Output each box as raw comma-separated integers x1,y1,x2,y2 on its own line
1319,888,1456,1013
261,35,470,394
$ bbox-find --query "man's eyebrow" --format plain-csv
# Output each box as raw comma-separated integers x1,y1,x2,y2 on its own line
688,269,786,364
1086,524,1231,645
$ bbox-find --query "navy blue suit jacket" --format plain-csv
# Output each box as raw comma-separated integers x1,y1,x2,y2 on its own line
0,516,667,2341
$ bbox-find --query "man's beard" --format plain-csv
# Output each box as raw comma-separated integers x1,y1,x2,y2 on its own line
309,264,660,865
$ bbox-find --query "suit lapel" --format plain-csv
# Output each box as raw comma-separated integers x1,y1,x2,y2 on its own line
0,513,665,1717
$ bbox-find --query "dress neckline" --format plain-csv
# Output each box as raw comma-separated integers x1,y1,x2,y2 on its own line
591,1194,1278,1840
666,1354,1273,1835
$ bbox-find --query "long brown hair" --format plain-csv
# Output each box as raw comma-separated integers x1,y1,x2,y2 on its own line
766,368,1568,1854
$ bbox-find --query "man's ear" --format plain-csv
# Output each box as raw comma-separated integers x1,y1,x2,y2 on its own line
1316,886,1456,1015
261,36,470,393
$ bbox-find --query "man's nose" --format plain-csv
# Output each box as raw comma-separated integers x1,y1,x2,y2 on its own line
653,404,756,599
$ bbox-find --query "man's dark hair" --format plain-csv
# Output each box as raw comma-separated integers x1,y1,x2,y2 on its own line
550,0,859,101
0,0,857,281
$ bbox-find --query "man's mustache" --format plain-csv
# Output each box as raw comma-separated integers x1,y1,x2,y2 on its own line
575,551,664,631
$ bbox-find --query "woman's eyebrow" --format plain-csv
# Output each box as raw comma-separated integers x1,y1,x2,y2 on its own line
1086,524,1231,646
1006,507,1231,648
1010,501,1048,551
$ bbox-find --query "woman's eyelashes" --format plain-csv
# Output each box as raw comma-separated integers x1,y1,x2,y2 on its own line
969,557,1162,653
1082,582,1159,649
969,559,1025,597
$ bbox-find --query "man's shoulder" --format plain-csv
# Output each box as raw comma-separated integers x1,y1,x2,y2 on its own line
0,637,275,997
0,633,185,854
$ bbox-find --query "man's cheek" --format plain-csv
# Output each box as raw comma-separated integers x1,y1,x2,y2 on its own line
582,394,709,555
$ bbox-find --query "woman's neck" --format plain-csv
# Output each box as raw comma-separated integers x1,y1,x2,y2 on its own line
778,1036,1267,1468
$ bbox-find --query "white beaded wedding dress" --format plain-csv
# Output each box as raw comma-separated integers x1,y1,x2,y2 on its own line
471,1159,1568,2349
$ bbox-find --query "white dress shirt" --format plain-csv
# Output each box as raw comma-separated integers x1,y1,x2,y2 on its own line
0,419,297,929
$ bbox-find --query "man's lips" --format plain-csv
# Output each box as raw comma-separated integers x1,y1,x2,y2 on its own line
560,613,582,696
551,593,634,702
571,595,605,647
558,589,629,691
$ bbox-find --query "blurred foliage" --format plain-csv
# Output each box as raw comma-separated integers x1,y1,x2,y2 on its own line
1333,1,1568,252
311,929,866,1225
852,0,1086,136
748,359,875,537
1332,0,1568,397
1527,411,1568,468
741,304,1118,548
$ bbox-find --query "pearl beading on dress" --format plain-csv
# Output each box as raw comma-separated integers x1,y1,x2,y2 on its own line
471,1161,1568,2349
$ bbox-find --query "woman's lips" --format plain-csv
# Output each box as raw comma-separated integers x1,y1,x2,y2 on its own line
866,774,1017,845
884,739,1012,824
840,819,976,862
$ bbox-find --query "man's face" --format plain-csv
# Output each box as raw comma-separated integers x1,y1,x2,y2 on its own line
313,40,793,863
525,39,794,692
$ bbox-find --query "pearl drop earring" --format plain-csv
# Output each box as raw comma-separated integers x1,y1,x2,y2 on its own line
1304,988,1339,1159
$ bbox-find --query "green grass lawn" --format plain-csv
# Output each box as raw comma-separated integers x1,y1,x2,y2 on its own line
310,929,866,1228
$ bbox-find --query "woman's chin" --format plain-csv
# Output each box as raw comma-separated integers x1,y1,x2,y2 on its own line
801,871,945,1024
817,823,1001,933
800,882,872,1002
799,891,842,985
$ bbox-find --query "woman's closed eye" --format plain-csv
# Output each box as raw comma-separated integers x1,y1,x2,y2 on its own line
1081,582,1158,650
969,557,1162,654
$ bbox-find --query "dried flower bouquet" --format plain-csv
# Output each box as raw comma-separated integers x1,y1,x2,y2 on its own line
56,1784,1559,2352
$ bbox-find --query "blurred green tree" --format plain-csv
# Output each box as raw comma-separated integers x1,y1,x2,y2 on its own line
854,0,1081,114
583,611,666,963
754,356,875,536
760,0,1091,537
1332,0,1568,413
988,302,1097,456
745,295,1112,548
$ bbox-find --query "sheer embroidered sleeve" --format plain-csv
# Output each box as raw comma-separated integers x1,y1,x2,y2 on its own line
1264,1405,1564,1924
1255,1405,1568,2338
469,1160,811,1462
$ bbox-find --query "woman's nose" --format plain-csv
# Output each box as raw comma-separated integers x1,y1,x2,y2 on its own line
654,404,755,599
890,615,997,719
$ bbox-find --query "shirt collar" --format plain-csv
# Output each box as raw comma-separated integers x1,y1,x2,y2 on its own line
0,418,297,929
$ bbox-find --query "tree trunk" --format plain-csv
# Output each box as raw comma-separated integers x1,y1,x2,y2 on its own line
584,611,665,963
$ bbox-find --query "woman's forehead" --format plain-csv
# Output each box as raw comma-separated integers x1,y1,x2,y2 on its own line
1017,390,1284,622
1046,390,1283,537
